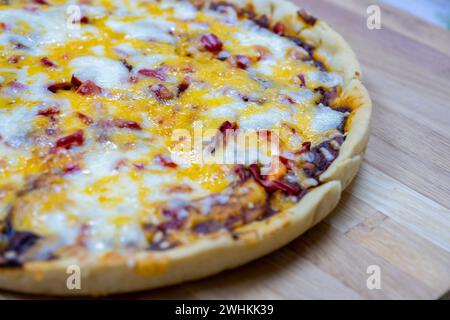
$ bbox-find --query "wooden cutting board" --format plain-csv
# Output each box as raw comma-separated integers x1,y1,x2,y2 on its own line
2,0,450,300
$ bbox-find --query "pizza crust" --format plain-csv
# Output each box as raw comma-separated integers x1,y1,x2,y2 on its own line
0,0,372,296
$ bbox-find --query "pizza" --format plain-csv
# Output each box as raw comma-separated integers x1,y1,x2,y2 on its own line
0,0,371,295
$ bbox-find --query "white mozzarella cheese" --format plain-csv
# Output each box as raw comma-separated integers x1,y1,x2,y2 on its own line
82,148,124,176
311,104,344,132
113,43,139,57
308,71,343,88
91,45,105,55
106,17,176,43
0,7,98,55
39,212,78,245
239,107,291,130
128,54,171,71
205,6,238,24
206,101,248,119
0,68,27,84
279,89,316,104
160,0,198,20
233,23,296,75
219,139,272,166
0,106,36,148
70,56,130,89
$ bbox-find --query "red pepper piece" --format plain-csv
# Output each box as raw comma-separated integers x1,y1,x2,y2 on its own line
56,130,84,149
201,34,223,53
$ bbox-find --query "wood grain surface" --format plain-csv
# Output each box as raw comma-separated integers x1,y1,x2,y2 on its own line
1,0,450,300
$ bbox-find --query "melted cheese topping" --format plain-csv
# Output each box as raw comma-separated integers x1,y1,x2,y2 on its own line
70,56,130,88
0,0,347,256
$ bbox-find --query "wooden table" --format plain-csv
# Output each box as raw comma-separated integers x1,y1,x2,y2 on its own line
2,0,450,300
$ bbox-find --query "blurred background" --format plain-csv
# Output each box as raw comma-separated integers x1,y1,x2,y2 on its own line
383,0,450,29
